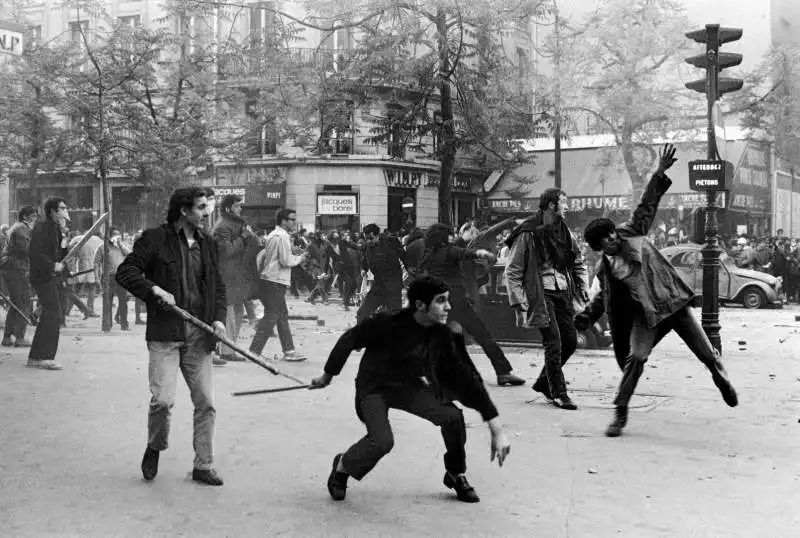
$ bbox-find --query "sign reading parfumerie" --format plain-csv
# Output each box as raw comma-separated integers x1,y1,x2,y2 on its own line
317,194,357,215
689,160,732,191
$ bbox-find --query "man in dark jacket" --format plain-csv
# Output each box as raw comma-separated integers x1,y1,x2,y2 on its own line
357,223,408,321
419,224,525,387
0,206,38,347
310,276,511,503
212,194,261,363
116,187,227,486
505,188,589,410
577,144,738,437
27,197,70,370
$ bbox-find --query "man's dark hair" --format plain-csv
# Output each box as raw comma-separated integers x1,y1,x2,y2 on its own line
363,223,380,237
539,188,566,212
204,187,216,198
43,197,67,221
221,194,242,212
407,276,450,311
18,205,37,221
109,225,121,237
166,187,207,224
584,218,616,251
276,208,296,226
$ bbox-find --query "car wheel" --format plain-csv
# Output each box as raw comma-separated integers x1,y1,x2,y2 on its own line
741,286,766,309
576,330,596,349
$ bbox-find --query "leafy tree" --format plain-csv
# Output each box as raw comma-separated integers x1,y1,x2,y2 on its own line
541,0,694,202
238,0,545,224
735,44,800,165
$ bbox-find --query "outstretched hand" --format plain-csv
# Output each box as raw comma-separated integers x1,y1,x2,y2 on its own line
657,143,678,174
490,431,511,467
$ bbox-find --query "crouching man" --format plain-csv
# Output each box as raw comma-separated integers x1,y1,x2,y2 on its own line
310,276,511,503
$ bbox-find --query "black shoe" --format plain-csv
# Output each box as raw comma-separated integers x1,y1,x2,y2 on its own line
532,379,552,400
1,337,13,347
711,362,738,407
327,454,349,501
141,447,159,481
120,324,130,331
552,395,578,410
135,318,146,325
605,407,628,437
192,468,224,486
443,472,480,503
497,373,526,387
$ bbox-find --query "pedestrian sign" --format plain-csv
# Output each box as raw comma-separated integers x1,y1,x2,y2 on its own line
688,160,732,191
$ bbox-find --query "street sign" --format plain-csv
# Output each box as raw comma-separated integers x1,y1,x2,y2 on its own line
401,196,415,214
0,21,25,56
688,160,732,191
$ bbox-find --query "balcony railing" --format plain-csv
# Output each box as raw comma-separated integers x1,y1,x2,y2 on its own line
218,47,360,81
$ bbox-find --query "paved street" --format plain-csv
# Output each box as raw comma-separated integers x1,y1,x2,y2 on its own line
0,299,798,537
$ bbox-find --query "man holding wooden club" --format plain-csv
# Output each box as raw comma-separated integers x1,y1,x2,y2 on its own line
310,276,511,503
117,187,227,486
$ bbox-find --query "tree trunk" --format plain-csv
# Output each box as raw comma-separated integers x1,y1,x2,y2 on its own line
101,166,113,333
436,8,455,226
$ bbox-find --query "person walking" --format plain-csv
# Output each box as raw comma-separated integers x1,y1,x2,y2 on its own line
116,187,227,486
418,224,525,387
0,206,38,347
212,194,261,363
27,197,70,370
357,224,407,321
94,226,132,330
249,208,307,362
504,188,590,410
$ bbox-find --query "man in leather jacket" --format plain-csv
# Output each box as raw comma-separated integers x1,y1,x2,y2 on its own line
576,144,738,437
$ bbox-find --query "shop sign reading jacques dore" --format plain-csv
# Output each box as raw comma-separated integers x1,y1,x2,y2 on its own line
317,194,358,215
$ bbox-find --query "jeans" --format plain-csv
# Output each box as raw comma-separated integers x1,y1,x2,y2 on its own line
356,283,403,322
447,291,512,376
250,280,294,355
222,303,244,356
535,291,578,398
342,387,467,480
146,323,216,470
614,305,721,408
29,281,63,361
2,270,32,340
110,278,128,326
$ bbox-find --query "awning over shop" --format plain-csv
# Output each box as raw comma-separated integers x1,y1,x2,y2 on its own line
487,141,748,211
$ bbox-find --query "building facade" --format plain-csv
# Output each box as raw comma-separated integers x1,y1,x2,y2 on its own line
2,1,534,232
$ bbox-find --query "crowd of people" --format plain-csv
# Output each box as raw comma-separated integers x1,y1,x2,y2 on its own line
0,146,741,501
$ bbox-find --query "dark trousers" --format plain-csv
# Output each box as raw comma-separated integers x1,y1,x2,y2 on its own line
2,270,32,340
447,292,512,376
250,280,294,355
307,275,329,303
534,291,578,398
29,281,62,361
614,305,722,407
357,282,403,322
342,388,467,480
110,278,129,326
338,270,355,306
62,284,91,320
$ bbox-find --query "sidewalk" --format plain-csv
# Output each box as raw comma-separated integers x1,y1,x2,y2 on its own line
0,300,797,537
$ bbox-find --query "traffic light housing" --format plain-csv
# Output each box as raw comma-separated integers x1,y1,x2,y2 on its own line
685,24,743,100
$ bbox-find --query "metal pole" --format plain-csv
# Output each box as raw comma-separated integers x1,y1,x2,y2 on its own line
701,24,722,353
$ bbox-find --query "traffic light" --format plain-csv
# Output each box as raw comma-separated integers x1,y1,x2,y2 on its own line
685,24,743,100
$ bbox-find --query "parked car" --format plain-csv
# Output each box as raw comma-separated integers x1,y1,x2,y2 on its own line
660,244,782,309
479,263,612,349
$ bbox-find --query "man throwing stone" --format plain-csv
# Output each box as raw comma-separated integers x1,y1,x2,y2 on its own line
577,144,738,437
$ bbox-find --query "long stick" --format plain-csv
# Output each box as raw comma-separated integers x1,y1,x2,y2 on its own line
0,288,36,327
232,385,310,396
164,303,306,385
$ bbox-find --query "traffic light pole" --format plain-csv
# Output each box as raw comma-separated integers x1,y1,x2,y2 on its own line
686,23,743,354
701,26,722,353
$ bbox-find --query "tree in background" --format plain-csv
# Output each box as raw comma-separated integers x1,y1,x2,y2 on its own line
543,0,693,203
